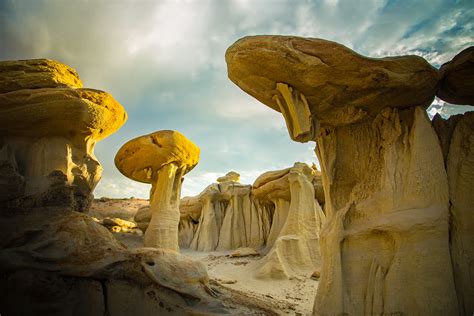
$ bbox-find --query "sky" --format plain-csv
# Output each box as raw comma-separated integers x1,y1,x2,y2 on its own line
1,0,473,199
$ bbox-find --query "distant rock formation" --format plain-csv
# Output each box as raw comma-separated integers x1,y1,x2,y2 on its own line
226,36,470,315
134,165,326,279
0,59,127,211
115,130,200,251
253,163,325,279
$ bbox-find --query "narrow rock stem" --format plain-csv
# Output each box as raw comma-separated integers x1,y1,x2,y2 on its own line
144,162,185,250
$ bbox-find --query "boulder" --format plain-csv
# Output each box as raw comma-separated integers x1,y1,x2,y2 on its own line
230,247,259,258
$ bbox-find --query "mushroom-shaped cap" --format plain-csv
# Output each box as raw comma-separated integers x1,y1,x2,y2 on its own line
115,130,200,184
226,36,439,126
437,46,474,105
0,88,127,140
0,59,83,93
217,171,240,183
252,163,314,201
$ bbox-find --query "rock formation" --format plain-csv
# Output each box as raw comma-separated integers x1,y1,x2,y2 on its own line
253,162,325,279
437,47,474,105
226,36,462,315
0,60,244,315
188,172,271,252
0,59,127,211
427,46,474,316
115,130,200,251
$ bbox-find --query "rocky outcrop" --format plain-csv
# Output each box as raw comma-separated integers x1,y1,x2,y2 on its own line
227,36,460,315
115,130,200,251
0,60,244,315
189,173,271,252
226,36,438,139
437,47,474,105
253,163,325,279
134,163,324,262
0,59,127,212
0,209,227,315
217,171,240,183
0,59,82,93
433,112,474,315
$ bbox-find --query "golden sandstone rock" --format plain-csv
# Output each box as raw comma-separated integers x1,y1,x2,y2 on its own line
135,164,326,280
217,171,240,183
115,130,200,251
0,59,82,93
226,36,439,140
0,59,126,211
226,36,468,315
0,60,241,316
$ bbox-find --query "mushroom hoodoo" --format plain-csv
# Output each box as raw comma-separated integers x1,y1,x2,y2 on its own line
115,130,200,251
0,59,127,211
226,36,460,315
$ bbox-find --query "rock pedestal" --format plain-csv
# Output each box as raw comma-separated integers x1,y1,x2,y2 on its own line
0,59,127,211
226,36,468,315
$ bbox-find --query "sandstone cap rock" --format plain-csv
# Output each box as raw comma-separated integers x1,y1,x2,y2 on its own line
114,130,200,184
437,46,474,105
0,88,127,140
0,59,82,93
217,171,240,183
226,36,439,128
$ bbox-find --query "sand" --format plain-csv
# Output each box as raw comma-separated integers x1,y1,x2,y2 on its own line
90,198,319,315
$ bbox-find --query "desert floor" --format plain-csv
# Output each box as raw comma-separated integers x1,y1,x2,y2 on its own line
90,198,319,315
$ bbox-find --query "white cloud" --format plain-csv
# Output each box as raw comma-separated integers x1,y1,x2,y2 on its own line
1,0,472,199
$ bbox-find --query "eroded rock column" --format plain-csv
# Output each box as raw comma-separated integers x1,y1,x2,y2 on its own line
0,60,127,211
226,35,460,315
115,130,200,251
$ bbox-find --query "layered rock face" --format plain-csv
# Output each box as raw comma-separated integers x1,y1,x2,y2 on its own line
253,163,325,279
189,181,257,251
115,130,200,251
433,111,474,315
226,36,467,315
136,167,325,265
161,171,273,252
0,60,230,315
0,59,127,211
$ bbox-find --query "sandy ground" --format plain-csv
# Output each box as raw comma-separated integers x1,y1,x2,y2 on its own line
89,197,148,221
91,198,319,315
182,249,319,315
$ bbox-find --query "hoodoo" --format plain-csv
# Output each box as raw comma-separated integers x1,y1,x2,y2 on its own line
0,59,127,211
226,36,469,315
115,130,200,251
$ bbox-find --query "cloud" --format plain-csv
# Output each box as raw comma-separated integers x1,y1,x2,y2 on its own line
1,0,472,199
